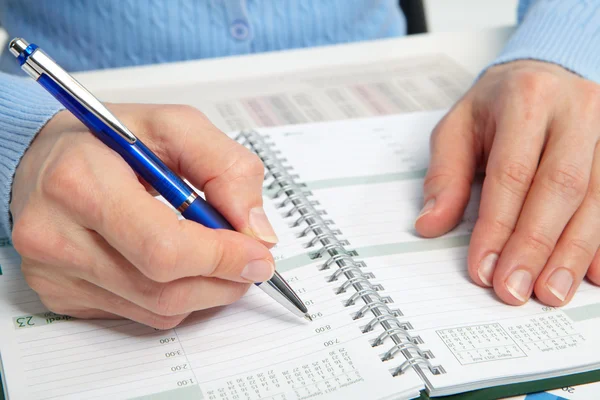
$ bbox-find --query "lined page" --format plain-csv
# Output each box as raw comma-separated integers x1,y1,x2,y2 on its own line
0,155,423,399
257,111,600,396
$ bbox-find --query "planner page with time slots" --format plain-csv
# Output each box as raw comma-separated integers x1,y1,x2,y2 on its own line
257,110,600,396
0,130,425,399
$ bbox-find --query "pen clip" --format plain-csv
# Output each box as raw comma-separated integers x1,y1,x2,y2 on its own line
9,38,137,144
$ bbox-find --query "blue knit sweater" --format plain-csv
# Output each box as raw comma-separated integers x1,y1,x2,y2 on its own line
0,0,599,236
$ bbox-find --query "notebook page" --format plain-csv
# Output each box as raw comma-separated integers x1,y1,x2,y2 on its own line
255,111,600,396
0,164,423,398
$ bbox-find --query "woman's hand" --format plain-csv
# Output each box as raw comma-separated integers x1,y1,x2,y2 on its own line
11,104,278,328
415,60,600,306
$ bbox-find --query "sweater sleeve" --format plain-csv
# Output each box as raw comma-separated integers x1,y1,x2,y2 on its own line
0,72,63,237
488,0,600,83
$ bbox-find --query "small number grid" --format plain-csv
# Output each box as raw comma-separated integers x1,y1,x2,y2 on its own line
436,323,526,365
205,348,362,400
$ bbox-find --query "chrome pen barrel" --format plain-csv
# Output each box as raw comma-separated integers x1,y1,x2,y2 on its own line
8,37,42,79
8,37,29,57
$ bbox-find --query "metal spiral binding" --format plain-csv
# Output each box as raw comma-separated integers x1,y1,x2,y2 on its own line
237,130,445,378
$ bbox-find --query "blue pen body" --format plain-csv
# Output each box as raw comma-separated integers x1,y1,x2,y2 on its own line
36,72,234,231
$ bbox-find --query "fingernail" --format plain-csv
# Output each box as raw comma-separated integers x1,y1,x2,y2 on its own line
506,269,533,302
241,259,275,282
477,253,498,286
415,198,435,221
249,207,278,243
546,268,573,302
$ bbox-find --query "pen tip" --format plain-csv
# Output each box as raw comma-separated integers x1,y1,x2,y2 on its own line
304,313,313,322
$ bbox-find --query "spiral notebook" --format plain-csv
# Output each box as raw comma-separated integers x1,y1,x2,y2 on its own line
2,110,600,400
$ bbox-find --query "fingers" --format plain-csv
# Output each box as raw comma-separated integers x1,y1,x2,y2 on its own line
415,104,477,237
15,141,275,284
28,253,247,329
488,122,596,305
128,105,277,244
43,279,192,330
92,182,275,284
19,218,253,326
533,146,600,305
22,260,189,329
79,232,252,316
112,193,273,283
467,105,548,287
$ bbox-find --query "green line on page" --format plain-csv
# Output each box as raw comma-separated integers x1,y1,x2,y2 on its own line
275,235,470,273
563,303,600,322
351,235,470,259
263,169,428,197
130,385,204,400
304,169,428,191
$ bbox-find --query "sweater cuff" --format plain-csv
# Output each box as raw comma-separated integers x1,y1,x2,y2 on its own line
487,1,600,83
0,74,64,237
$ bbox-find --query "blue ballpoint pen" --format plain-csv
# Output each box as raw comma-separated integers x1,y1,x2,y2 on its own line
9,38,310,321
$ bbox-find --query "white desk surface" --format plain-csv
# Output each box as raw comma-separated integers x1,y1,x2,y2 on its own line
76,26,513,96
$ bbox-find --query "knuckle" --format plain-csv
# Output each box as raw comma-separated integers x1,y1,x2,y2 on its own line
542,163,588,202
12,214,54,261
423,170,449,187
512,70,557,100
565,238,596,260
41,146,86,201
423,168,470,189
522,230,555,256
486,214,516,236
154,283,190,316
491,160,535,196
220,151,265,185
203,235,227,277
245,152,265,177
428,110,465,144
580,82,600,112
12,216,38,258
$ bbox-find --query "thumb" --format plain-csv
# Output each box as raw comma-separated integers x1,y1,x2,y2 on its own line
415,105,478,237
